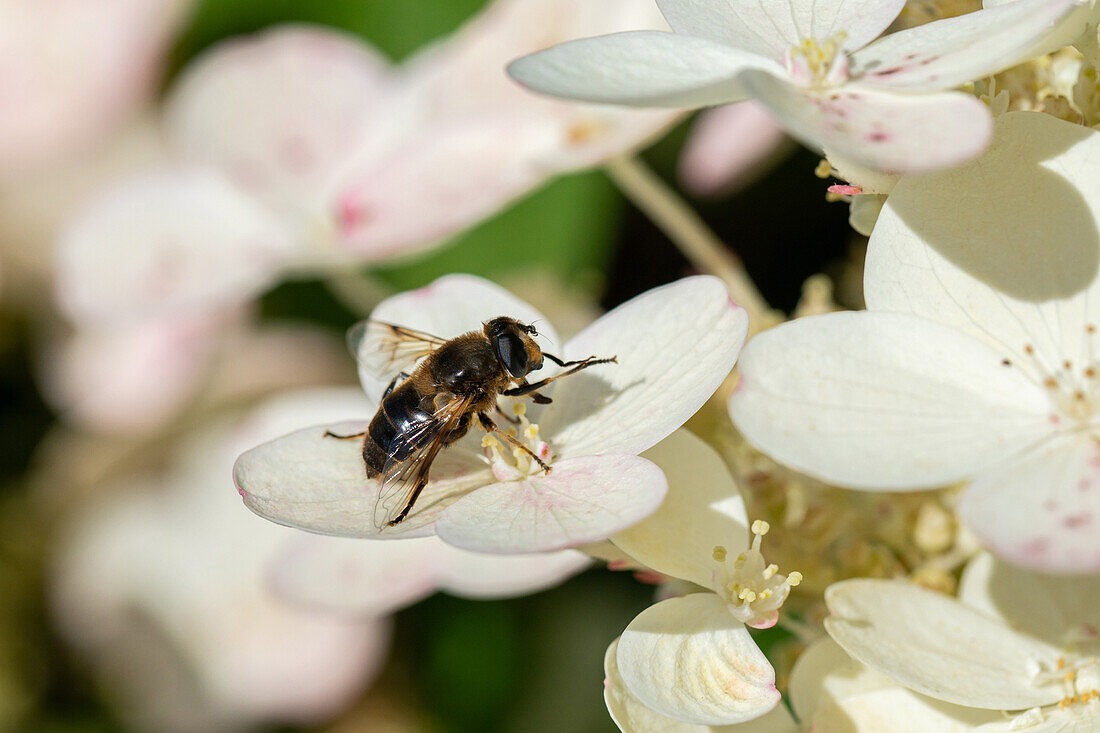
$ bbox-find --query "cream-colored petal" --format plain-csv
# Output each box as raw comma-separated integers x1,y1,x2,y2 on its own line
544,275,748,458
434,455,668,553
730,311,1050,490
435,544,590,598
973,704,1100,732
612,429,749,590
812,687,1001,732
617,593,780,725
865,112,1100,375
788,637,896,722
825,579,1062,710
233,421,492,539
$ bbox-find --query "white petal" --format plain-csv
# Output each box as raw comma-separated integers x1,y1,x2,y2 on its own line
56,168,293,325
959,551,1100,649
678,101,789,197
435,544,591,598
974,705,1100,732
508,31,779,108
958,435,1100,574
730,311,1051,490
352,274,554,402
811,687,1002,732
611,429,749,590
865,112,1100,372
740,70,992,173
605,639,797,733
853,0,1090,92
657,0,905,58
434,455,668,553
543,276,748,458
270,534,441,616
167,25,391,217
788,638,896,722
824,579,1062,709
233,422,492,539
617,593,780,725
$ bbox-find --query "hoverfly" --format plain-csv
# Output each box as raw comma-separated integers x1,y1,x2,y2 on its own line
327,317,616,528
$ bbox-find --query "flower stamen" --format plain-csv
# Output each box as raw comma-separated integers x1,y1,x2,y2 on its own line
712,520,802,629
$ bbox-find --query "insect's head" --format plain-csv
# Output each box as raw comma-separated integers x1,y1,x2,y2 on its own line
484,316,543,378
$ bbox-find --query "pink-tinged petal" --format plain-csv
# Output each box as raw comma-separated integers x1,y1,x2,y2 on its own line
617,593,780,726
351,274,554,402
865,113,1100,371
508,31,780,108
56,168,294,326
436,543,590,598
41,312,229,433
853,0,1090,92
677,101,789,197
730,311,1052,490
0,0,189,175
612,430,749,590
958,551,1100,649
657,0,905,58
234,422,493,539
825,579,1062,709
434,455,668,553
958,435,1100,574
271,534,442,616
740,70,992,173
544,276,748,458
167,25,392,216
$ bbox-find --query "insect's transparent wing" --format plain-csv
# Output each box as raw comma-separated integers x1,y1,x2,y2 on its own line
372,393,474,529
348,320,448,382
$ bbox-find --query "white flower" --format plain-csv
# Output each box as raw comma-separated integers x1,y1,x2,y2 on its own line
677,101,789,197
730,111,1100,573
234,274,747,553
821,554,1100,731
509,0,1088,173
986,0,1100,66
601,429,801,729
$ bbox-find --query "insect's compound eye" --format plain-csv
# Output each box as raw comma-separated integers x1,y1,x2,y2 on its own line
495,332,530,377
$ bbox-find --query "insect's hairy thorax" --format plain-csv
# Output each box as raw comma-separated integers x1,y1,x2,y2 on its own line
426,334,511,399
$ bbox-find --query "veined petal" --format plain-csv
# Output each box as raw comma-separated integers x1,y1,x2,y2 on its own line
56,169,293,326
508,31,780,108
434,455,668,553
617,593,780,725
730,311,1051,490
811,687,1002,731
853,0,1090,92
865,113,1100,373
167,25,392,216
657,0,905,58
973,705,1100,732
351,274,554,402
788,638,896,722
611,430,749,590
740,70,991,173
959,551,1100,648
544,276,747,458
824,579,1063,710
958,435,1100,574
605,639,797,733
233,421,492,539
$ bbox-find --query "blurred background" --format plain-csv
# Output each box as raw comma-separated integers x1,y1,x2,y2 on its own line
0,0,867,730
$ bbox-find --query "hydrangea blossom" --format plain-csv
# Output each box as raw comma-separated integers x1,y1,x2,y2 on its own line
55,0,679,432
822,555,1100,730
730,111,1100,573
509,0,1089,172
234,274,746,553
601,429,802,729
677,101,788,197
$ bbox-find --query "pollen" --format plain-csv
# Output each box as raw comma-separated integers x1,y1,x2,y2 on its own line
712,545,727,562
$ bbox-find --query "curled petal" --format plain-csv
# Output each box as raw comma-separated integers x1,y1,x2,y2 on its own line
544,275,748,458
434,455,668,553
617,593,780,725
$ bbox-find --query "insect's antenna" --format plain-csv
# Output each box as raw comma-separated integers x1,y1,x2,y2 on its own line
530,320,555,347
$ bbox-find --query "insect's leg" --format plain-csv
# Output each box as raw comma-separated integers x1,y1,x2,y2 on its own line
389,476,429,527
495,405,521,424
324,429,366,440
510,378,552,405
477,413,551,473
502,355,617,397
382,372,411,399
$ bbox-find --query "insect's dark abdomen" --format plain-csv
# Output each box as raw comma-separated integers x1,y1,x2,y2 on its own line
429,339,500,394
364,383,438,475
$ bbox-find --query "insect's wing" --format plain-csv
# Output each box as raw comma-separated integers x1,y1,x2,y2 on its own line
372,393,475,529
348,320,448,382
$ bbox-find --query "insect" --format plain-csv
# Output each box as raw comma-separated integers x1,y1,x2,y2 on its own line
327,317,617,528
